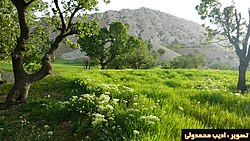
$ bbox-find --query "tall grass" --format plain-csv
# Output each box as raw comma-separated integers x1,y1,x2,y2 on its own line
0,64,250,140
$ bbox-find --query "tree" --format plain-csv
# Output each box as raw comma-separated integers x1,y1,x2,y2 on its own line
125,39,159,69
108,38,159,69
1,0,109,107
0,0,50,71
196,0,250,92
171,54,206,69
157,48,165,56
78,21,136,69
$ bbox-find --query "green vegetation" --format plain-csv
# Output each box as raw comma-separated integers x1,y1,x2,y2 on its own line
171,54,207,69
157,48,165,56
196,0,250,92
78,21,157,70
1,61,250,140
108,38,159,69
1,0,109,105
210,62,234,70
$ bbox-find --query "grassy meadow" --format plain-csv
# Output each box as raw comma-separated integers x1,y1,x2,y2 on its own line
1,60,250,140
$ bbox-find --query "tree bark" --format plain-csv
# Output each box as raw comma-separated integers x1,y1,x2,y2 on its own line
2,0,83,108
101,64,106,69
237,59,249,93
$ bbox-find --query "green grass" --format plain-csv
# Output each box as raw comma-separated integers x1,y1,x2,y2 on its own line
0,62,250,140
0,61,12,71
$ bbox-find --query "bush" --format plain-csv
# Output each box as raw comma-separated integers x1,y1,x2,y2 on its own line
210,62,233,70
171,54,207,69
157,48,165,56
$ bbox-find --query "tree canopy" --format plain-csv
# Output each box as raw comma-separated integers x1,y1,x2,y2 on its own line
196,0,250,92
1,0,110,107
78,21,139,69
0,0,50,71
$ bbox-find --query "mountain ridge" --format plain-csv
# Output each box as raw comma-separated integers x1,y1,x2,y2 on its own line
58,7,239,68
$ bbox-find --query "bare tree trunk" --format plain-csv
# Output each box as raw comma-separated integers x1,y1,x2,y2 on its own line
101,64,106,69
5,81,31,105
237,59,249,93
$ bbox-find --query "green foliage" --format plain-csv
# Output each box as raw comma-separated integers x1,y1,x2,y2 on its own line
0,0,50,72
2,64,250,140
157,48,165,56
78,21,143,69
108,38,159,69
196,0,250,92
195,0,248,49
171,54,207,69
210,62,234,70
0,0,18,60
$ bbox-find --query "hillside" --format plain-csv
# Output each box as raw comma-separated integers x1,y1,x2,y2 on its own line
57,7,239,68
97,7,205,47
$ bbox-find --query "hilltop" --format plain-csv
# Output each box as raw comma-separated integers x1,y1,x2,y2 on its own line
57,7,238,68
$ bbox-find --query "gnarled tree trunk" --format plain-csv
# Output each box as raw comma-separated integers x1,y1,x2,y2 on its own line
3,0,63,107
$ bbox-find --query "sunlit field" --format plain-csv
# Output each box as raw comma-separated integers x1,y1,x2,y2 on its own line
1,61,250,141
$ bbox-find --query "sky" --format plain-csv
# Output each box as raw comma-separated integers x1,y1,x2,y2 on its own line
96,0,250,24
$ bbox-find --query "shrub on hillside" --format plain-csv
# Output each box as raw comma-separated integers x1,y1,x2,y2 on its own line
210,62,234,70
170,54,207,69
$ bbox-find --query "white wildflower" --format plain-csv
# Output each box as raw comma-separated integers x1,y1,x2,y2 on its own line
93,113,105,119
234,93,240,96
44,125,49,130
98,94,110,104
178,106,184,111
85,135,90,139
139,115,160,122
133,103,139,106
92,113,107,127
122,100,128,103
105,91,110,95
133,130,140,135
105,104,114,111
108,117,114,121
47,131,53,136
112,98,119,105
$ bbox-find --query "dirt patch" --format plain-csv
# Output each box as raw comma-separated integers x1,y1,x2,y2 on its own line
1,71,14,83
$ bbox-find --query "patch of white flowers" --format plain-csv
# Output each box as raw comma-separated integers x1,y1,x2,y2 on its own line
52,83,162,140
139,115,160,125
92,113,107,127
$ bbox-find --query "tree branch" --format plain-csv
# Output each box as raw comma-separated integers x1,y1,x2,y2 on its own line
245,9,250,59
235,9,241,43
63,30,77,38
224,9,241,55
10,0,29,44
26,0,35,6
67,6,81,32
54,0,66,31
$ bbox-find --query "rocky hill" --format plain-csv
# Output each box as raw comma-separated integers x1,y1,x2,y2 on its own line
58,7,239,68
97,7,205,47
